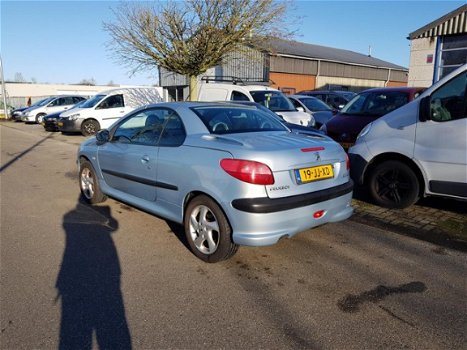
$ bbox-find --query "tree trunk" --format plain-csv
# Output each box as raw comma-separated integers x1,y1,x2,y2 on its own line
189,75,198,101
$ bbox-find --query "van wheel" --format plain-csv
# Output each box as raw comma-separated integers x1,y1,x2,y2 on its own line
184,195,238,263
35,113,46,123
81,120,100,136
368,160,419,209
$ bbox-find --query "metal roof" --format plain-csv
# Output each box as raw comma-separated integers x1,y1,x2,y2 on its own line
261,37,407,71
409,4,467,39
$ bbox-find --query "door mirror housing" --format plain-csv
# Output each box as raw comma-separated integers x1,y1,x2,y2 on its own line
96,129,110,144
296,106,305,112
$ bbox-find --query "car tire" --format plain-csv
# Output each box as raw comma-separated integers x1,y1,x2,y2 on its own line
368,160,419,209
81,119,100,136
184,195,238,263
35,113,46,124
79,159,107,204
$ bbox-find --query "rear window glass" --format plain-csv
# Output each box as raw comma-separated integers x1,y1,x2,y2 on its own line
191,106,287,134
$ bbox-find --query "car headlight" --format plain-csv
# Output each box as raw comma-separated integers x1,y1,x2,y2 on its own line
319,124,327,134
67,113,80,121
356,123,372,142
307,114,316,128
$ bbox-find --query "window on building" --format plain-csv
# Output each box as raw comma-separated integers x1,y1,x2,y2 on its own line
436,34,467,81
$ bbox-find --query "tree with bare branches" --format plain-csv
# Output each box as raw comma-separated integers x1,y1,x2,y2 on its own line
104,0,291,100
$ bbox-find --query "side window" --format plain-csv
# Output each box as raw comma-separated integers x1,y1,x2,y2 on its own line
98,94,124,109
112,109,166,146
231,91,250,101
73,96,84,104
159,113,186,147
430,72,466,122
49,98,61,107
289,98,302,110
62,97,75,105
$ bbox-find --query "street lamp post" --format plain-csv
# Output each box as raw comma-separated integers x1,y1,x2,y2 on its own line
0,55,9,119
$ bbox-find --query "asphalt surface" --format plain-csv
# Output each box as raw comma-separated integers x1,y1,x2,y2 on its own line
1,121,466,349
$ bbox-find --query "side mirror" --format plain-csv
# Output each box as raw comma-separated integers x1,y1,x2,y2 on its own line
296,106,305,113
338,104,345,110
96,129,110,144
419,96,431,122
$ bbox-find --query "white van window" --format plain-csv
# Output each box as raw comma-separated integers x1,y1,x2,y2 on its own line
82,94,106,108
231,91,250,101
98,94,124,109
430,72,466,122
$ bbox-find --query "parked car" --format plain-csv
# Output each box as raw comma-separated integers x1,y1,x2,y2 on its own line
198,77,315,127
230,100,326,137
321,87,425,150
58,87,163,136
349,64,466,209
297,90,356,110
288,95,335,128
78,102,353,262
22,95,86,123
10,97,52,121
42,99,88,132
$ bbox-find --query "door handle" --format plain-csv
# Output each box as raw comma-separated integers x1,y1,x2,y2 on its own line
141,155,150,163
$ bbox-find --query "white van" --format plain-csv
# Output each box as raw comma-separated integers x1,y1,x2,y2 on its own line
349,64,466,208
197,79,315,127
58,87,163,136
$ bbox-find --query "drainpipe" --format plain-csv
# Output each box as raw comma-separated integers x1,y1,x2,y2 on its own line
385,68,391,87
316,60,321,89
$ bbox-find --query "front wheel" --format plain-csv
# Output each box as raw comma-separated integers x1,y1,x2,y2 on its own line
79,159,107,204
36,113,46,124
81,119,100,136
184,195,238,263
368,160,419,209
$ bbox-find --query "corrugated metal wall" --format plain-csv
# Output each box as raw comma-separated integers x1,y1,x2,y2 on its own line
270,56,318,75
270,56,407,83
160,67,189,87
221,48,269,81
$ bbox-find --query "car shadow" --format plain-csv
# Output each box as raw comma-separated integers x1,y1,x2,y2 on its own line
56,197,132,349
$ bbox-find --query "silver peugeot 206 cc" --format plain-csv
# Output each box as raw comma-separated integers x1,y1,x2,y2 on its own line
78,102,353,262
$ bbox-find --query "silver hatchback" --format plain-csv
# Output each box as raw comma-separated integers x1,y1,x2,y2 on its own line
78,102,353,262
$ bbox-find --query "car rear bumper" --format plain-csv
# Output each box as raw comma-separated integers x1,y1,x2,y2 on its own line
228,181,354,246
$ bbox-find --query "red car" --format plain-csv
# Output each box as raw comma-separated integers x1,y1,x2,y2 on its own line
321,87,425,150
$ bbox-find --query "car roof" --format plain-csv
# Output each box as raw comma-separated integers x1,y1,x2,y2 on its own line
143,101,263,109
290,94,321,99
358,86,426,94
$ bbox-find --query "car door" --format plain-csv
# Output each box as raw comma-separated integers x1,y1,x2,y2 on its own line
97,109,165,201
414,70,467,197
45,97,72,114
154,110,187,209
95,94,127,129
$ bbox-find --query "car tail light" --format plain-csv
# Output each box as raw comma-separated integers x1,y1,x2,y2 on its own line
220,159,275,185
346,154,350,170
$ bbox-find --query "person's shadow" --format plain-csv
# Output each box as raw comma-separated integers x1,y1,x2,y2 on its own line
56,198,131,349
